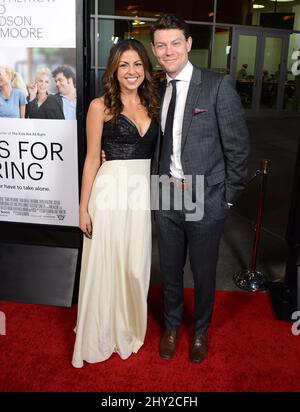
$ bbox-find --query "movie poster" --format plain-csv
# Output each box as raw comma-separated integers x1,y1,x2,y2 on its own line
0,0,79,226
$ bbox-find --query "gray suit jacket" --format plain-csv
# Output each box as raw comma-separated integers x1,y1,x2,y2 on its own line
152,66,250,220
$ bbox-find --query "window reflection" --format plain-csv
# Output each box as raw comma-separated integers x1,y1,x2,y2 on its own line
212,27,232,74
88,1,95,14
252,0,300,30
89,0,300,113
189,26,211,69
96,0,300,32
235,35,257,109
98,0,214,22
260,37,283,109
217,0,252,25
285,33,300,111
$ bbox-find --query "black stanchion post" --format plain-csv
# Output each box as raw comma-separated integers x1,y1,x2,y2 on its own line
233,159,270,291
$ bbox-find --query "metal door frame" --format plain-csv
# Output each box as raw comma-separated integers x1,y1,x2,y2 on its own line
230,26,289,114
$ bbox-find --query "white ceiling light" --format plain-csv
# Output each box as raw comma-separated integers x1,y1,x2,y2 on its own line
269,1,295,3
253,4,265,8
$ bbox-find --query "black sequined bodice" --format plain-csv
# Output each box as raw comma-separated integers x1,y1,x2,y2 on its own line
102,114,158,161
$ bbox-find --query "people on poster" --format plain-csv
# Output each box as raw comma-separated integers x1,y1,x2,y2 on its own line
52,65,77,120
0,0,79,229
72,39,158,367
0,64,27,118
0,58,77,120
26,67,64,119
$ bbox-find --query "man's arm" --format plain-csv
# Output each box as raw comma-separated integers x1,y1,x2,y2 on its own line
215,74,250,204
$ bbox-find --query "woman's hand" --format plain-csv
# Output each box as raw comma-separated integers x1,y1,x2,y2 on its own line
28,82,38,101
79,209,92,239
101,150,106,164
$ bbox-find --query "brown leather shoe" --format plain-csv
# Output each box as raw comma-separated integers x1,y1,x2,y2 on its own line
159,330,178,360
189,332,208,364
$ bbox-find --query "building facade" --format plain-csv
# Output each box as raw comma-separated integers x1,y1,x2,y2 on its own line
89,0,300,115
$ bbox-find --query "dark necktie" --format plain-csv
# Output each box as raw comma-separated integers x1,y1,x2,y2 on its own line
159,80,178,176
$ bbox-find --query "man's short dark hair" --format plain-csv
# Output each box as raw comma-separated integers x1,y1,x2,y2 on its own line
150,14,190,44
52,65,76,86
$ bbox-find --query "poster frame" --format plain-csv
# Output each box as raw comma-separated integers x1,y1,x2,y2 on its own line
0,0,89,306
0,0,87,249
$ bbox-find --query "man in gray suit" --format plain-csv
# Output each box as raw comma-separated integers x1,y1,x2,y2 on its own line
150,15,250,364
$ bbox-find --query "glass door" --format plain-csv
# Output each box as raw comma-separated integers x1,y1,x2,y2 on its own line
259,32,289,112
230,28,289,114
235,33,257,109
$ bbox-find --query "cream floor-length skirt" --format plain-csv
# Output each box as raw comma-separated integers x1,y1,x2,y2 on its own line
72,159,151,367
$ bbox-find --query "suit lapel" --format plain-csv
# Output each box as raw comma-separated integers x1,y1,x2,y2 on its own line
181,67,202,151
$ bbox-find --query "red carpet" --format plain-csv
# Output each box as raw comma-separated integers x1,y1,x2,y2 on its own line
0,287,299,392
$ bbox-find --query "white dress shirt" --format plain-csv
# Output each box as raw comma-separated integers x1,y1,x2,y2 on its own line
161,61,193,179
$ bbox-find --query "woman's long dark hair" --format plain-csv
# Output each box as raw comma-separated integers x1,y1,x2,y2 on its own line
102,39,158,119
